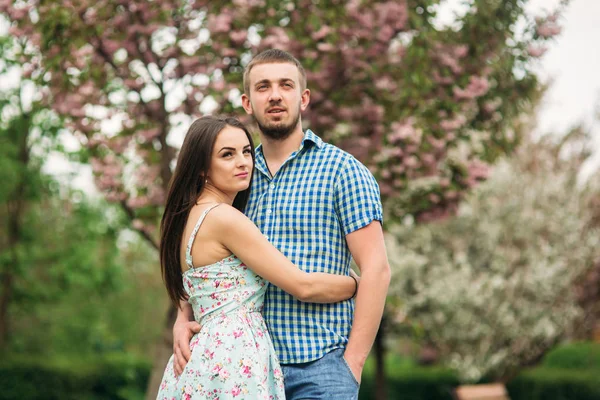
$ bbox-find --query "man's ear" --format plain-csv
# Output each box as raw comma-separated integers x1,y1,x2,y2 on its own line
300,88,310,111
241,93,253,115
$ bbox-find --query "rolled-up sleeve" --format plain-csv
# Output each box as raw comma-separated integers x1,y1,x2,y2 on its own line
334,156,383,236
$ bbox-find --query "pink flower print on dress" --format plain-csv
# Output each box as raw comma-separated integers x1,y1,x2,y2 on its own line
241,364,252,378
212,363,223,375
218,368,230,380
232,385,242,397
182,384,193,400
233,329,243,339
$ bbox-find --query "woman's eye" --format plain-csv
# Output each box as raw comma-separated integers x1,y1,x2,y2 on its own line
243,149,251,154
222,152,232,157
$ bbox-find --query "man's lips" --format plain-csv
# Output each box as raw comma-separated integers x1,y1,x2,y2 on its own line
267,107,286,114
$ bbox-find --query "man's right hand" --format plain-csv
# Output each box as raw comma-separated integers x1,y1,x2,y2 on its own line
172,319,201,376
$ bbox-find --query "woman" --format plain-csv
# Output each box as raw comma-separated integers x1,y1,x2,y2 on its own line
157,116,358,399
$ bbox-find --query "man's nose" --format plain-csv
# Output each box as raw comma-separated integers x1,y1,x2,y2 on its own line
269,86,282,102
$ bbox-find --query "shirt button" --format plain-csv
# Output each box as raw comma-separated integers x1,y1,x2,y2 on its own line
266,209,272,214
269,183,275,189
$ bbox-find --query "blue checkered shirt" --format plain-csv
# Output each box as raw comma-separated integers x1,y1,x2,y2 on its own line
245,129,383,364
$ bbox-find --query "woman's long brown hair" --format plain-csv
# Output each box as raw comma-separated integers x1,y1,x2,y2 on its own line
160,116,255,307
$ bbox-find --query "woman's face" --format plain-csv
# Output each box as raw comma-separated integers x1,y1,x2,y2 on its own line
207,125,253,196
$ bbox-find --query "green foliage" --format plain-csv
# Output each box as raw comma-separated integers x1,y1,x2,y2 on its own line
359,366,458,400
2,349,599,400
5,198,167,356
507,368,600,400
0,354,150,400
542,342,600,370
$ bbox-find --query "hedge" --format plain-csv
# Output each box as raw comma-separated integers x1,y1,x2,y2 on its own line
0,353,150,400
542,342,600,370
1,348,600,400
507,368,600,400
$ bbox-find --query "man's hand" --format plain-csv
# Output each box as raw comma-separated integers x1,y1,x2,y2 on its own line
343,351,363,384
172,319,201,376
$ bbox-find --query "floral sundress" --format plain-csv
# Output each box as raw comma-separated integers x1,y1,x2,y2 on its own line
157,204,285,399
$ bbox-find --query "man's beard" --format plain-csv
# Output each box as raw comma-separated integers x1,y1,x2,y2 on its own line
255,107,301,141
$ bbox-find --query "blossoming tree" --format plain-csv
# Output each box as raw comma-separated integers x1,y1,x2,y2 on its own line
386,126,600,382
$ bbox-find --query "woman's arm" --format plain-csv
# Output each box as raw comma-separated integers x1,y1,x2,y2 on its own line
211,205,356,303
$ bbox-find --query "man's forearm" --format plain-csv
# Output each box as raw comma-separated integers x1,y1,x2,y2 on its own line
344,262,390,368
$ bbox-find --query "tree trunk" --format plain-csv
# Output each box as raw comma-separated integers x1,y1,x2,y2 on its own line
374,318,387,400
0,270,14,349
0,113,30,350
145,305,177,400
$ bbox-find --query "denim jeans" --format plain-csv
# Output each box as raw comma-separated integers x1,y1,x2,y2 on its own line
282,348,360,400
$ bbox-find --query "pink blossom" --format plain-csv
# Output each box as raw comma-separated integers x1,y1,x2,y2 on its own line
101,39,120,55
527,45,547,58
260,27,291,51
229,30,247,45
127,196,149,209
312,25,332,41
377,25,395,43
375,1,408,31
316,42,335,52
132,219,145,230
208,12,233,34
138,128,161,141
432,71,454,85
440,114,467,131
391,165,405,174
390,119,420,143
403,155,419,169
375,76,397,91
105,192,124,203
453,76,489,100
426,136,446,151
536,22,561,38
482,98,502,114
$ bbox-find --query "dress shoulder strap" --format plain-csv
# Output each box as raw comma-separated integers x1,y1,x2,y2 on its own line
185,203,221,269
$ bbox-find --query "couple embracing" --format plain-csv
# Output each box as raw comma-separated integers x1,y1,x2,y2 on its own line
157,49,390,400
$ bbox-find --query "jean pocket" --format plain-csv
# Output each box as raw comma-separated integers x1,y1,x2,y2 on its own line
341,354,360,387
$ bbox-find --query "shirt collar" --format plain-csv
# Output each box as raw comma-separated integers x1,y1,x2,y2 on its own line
255,129,324,158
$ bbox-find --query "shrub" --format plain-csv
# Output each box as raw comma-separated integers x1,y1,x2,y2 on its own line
507,368,600,400
0,354,150,400
542,342,600,370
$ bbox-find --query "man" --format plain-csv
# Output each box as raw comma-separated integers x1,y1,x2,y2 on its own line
172,49,390,399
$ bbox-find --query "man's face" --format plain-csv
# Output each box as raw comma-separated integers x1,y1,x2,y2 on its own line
242,62,310,141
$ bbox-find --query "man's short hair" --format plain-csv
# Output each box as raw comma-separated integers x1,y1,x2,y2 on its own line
243,49,307,95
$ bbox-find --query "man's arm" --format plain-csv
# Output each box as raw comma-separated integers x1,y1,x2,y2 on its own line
172,300,201,376
343,220,391,383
